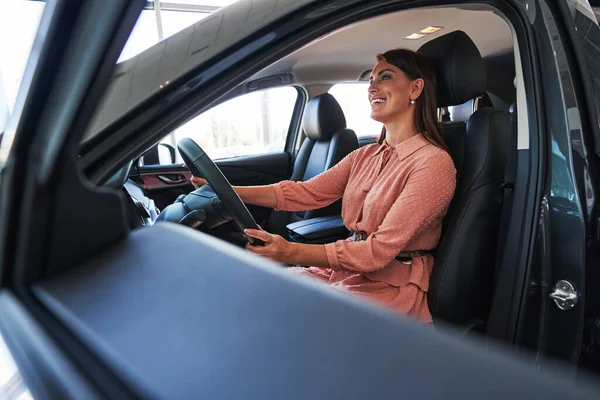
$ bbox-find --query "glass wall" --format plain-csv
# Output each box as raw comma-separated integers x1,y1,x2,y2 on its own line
0,0,46,115
118,1,239,62
0,1,240,114
0,0,241,164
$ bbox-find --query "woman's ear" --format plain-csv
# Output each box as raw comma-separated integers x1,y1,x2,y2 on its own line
410,78,425,101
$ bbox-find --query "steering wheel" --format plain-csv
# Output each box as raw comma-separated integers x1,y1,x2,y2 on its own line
177,138,264,246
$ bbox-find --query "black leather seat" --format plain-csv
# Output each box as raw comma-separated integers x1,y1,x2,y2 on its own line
419,31,512,327
267,93,359,238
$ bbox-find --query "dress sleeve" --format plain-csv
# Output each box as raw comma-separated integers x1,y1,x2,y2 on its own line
271,150,356,212
324,152,456,272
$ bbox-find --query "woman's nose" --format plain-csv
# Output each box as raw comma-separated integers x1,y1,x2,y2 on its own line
368,82,378,93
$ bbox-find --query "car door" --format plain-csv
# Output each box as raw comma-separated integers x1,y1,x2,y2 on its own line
131,85,305,216
558,0,600,371
0,0,146,397
489,0,600,372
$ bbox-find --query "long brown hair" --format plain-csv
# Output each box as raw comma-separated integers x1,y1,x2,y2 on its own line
375,49,447,151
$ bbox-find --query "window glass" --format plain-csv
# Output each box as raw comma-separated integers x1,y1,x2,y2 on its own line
0,0,45,115
0,73,8,138
328,83,383,139
165,0,241,6
158,86,298,163
161,11,210,40
0,333,33,400
116,8,216,62
572,3,600,137
117,2,239,62
0,0,46,169
118,10,160,63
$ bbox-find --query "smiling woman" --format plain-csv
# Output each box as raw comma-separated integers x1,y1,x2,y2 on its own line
370,49,445,149
235,49,457,324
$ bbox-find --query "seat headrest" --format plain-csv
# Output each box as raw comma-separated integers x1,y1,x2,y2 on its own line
303,93,347,141
418,30,486,107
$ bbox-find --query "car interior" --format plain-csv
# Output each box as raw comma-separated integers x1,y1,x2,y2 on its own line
3,0,600,396
10,0,599,396
84,4,521,333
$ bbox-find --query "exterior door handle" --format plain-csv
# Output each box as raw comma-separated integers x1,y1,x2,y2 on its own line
549,280,579,310
157,174,186,185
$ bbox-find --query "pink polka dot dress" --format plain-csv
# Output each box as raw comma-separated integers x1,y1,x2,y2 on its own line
271,134,456,323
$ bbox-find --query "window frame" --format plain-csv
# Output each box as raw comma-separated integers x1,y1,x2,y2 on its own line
142,84,306,166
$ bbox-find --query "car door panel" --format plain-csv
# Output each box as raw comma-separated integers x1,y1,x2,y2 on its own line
132,152,290,213
0,292,103,399
213,152,291,223
504,0,600,368
558,0,600,369
215,152,290,185
31,223,600,400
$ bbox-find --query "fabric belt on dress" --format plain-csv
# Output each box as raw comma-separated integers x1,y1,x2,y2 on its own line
350,231,432,264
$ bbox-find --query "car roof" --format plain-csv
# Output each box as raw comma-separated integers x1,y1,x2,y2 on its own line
252,5,512,85
81,2,512,145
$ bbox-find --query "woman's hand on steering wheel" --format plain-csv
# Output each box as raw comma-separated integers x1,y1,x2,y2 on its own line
245,228,292,264
190,175,208,189
178,138,263,246
183,163,208,189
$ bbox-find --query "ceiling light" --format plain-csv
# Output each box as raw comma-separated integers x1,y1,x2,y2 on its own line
405,33,426,40
420,26,444,34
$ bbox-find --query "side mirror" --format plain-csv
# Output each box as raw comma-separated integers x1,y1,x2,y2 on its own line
140,143,177,166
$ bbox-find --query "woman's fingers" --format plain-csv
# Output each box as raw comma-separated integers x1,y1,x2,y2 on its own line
244,229,272,256
244,229,289,264
244,229,271,243
190,176,207,189
245,243,263,254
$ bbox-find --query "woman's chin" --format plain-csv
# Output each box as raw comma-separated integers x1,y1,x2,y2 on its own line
370,111,385,123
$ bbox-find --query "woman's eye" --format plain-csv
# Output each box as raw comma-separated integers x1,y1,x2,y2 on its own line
381,75,391,81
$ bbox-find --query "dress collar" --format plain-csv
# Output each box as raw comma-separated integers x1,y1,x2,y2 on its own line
380,133,430,161
361,134,430,192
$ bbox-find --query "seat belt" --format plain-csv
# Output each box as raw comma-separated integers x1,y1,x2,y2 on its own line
494,100,518,282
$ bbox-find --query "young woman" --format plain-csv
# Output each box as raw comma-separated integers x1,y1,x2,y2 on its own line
191,49,456,323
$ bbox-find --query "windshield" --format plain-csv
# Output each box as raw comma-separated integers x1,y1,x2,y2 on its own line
0,0,46,170
117,1,243,63
81,0,310,145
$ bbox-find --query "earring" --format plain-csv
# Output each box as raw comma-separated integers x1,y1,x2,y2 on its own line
410,99,415,104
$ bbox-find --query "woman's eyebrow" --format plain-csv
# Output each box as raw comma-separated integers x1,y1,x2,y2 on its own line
378,69,394,75
369,69,395,80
